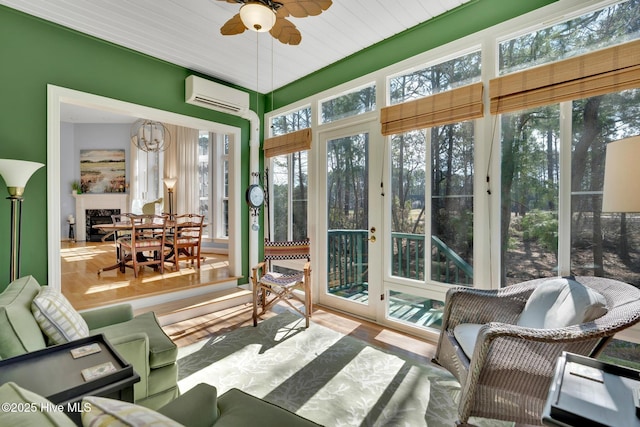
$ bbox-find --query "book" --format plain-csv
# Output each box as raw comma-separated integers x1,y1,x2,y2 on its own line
70,343,101,359
81,362,117,381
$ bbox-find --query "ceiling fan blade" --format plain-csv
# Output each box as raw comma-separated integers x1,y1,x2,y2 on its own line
220,13,247,36
214,0,245,4
270,17,302,45
277,0,332,18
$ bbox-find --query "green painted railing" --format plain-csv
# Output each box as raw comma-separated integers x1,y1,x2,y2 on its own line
327,230,473,293
327,229,368,293
430,235,473,285
391,232,473,284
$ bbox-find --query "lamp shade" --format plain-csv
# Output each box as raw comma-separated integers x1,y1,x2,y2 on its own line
0,159,44,196
240,2,276,32
163,177,177,190
602,136,640,213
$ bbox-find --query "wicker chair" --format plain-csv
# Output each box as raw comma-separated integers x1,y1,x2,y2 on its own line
433,276,640,426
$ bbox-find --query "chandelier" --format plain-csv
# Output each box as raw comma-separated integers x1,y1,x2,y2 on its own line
131,119,171,152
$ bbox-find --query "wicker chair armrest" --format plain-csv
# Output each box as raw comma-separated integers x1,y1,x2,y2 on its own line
458,322,609,423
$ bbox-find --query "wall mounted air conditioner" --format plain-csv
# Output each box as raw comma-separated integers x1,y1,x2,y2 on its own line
185,75,250,115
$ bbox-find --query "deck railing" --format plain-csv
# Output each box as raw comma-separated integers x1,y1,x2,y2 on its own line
327,229,368,293
327,230,473,293
391,233,473,284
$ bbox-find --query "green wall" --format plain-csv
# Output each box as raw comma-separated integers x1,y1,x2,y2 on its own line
0,0,556,289
0,5,261,288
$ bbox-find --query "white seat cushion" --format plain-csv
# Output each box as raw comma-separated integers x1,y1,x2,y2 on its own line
517,278,607,329
453,323,483,358
259,272,305,289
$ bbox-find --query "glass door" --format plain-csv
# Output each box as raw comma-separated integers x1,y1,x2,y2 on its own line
318,123,382,320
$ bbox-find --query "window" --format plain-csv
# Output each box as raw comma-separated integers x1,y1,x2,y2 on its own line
389,50,481,105
269,107,311,241
199,131,229,240
499,0,640,76
571,89,640,280
498,0,640,285
320,83,376,124
388,52,479,285
500,104,560,284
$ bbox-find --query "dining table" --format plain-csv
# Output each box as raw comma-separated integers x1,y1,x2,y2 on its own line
92,221,204,275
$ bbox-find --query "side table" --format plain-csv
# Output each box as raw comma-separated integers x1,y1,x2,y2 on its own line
542,351,640,427
0,334,140,425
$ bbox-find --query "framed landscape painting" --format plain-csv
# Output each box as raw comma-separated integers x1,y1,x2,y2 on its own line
80,149,126,193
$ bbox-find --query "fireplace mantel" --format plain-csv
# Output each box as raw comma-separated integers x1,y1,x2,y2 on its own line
73,193,129,241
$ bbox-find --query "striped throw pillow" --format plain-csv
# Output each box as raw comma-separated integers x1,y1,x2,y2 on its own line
81,396,182,426
31,287,89,344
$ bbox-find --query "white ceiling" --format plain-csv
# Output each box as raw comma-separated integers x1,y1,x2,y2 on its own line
1,0,471,95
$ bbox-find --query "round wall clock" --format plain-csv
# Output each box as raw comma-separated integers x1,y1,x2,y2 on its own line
246,184,265,209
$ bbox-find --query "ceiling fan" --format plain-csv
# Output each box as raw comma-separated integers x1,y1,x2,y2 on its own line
217,0,332,45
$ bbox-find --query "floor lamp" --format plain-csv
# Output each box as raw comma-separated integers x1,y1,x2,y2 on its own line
602,136,640,275
163,177,177,217
0,159,45,282
602,136,640,213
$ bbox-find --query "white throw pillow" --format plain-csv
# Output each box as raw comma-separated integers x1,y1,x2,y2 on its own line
31,286,89,344
517,278,607,329
82,396,183,427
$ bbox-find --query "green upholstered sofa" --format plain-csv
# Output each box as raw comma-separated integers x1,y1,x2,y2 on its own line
0,275,179,410
0,381,322,426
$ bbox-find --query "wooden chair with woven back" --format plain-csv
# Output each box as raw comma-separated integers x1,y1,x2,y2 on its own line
252,238,312,327
165,213,204,271
116,214,169,277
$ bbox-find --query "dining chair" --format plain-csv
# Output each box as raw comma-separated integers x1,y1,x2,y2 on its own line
116,214,169,277
166,213,204,271
252,238,312,327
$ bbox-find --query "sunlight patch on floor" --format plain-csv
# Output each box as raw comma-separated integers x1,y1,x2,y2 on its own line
61,245,109,262
85,281,132,293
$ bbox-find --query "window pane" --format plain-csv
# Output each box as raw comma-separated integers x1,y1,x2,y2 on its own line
292,151,308,241
571,88,640,284
431,122,474,285
198,131,210,227
271,155,289,241
271,107,311,136
499,0,640,75
321,83,376,124
390,130,426,281
389,50,481,105
388,291,443,330
501,105,560,286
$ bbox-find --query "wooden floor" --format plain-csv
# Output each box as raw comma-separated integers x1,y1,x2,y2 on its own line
61,240,236,311
60,241,438,365
163,300,438,365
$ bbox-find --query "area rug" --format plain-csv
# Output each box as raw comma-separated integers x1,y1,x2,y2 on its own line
177,312,511,427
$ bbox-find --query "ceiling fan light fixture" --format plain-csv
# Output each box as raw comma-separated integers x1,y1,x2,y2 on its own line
240,2,276,33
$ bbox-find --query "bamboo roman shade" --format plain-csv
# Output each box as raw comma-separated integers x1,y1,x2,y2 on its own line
490,39,640,114
263,128,312,158
380,82,484,136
